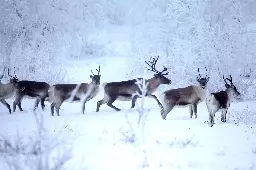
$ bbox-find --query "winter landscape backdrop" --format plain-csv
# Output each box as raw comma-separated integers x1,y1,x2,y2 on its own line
0,0,256,169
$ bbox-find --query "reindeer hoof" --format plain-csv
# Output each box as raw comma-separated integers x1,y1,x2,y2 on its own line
161,115,166,120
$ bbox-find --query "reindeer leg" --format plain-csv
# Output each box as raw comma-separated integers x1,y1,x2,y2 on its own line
148,94,164,110
161,102,175,120
131,94,139,108
96,99,104,112
224,109,228,122
18,101,23,111
107,97,121,111
81,97,90,114
13,97,23,112
189,105,193,118
221,109,228,122
40,97,47,110
209,113,215,127
13,91,24,112
55,101,63,116
96,95,110,112
50,103,55,116
33,97,40,111
0,99,11,114
193,103,198,119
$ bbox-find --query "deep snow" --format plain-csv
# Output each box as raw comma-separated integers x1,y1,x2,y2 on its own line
0,92,256,169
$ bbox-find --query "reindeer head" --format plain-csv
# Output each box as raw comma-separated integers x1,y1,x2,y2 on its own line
196,67,210,89
90,65,101,85
223,75,240,96
145,56,171,85
7,67,19,85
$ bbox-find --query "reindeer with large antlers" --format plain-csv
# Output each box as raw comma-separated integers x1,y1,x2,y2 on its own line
160,67,210,120
48,66,101,116
206,75,240,127
0,67,19,114
96,56,171,112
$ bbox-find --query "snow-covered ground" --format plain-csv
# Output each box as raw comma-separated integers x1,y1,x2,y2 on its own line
1,85,256,169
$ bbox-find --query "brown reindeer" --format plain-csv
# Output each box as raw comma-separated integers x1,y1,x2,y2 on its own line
48,66,101,116
0,67,19,114
13,80,50,112
160,67,210,120
96,56,171,112
206,75,240,127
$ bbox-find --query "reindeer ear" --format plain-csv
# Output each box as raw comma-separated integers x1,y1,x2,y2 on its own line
196,77,200,82
90,75,93,79
225,84,230,88
207,77,210,82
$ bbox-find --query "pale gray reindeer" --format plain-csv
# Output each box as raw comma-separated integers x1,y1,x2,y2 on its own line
0,67,19,114
48,66,101,116
160,67,210,120
96,56,171,112
206,75,240,127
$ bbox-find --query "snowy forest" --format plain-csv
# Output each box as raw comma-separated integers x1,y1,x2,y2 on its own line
1,0,256,97
1,0,256,169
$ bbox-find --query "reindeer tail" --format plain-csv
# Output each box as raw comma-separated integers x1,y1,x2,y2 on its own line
207,94,217,106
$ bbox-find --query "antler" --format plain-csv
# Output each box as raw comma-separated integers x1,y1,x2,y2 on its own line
145,56,159,73
8,67,18,79
91,65,101,76
96,65,100,75
145,56,169,75
159,66,169,75
197,68,201,81
197,67,209,81
0,66,7,80
205,67,209,79
91,70,95,76
223,75,228,85
225,75,233,84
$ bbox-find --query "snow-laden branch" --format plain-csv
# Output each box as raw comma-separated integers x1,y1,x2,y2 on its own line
67,83,81,103
120,68,150,145
1,110,74,170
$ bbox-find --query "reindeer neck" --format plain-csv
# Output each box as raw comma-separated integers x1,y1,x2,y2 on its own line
225,88,234,99
146,77,161,92
89,81,100,89
194,85,208,101
0,82,16,92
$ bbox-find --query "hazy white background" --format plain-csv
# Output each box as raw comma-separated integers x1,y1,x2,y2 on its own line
0,0,256,169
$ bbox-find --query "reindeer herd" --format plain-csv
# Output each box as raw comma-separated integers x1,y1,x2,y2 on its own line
0,56,241,127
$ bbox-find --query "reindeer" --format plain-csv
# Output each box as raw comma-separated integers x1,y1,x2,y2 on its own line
0,67,51,112
160,67,210,120
96,56,171,112
0,67,19,114
48,66,101,116
206,75,240,127
13,80,50,112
